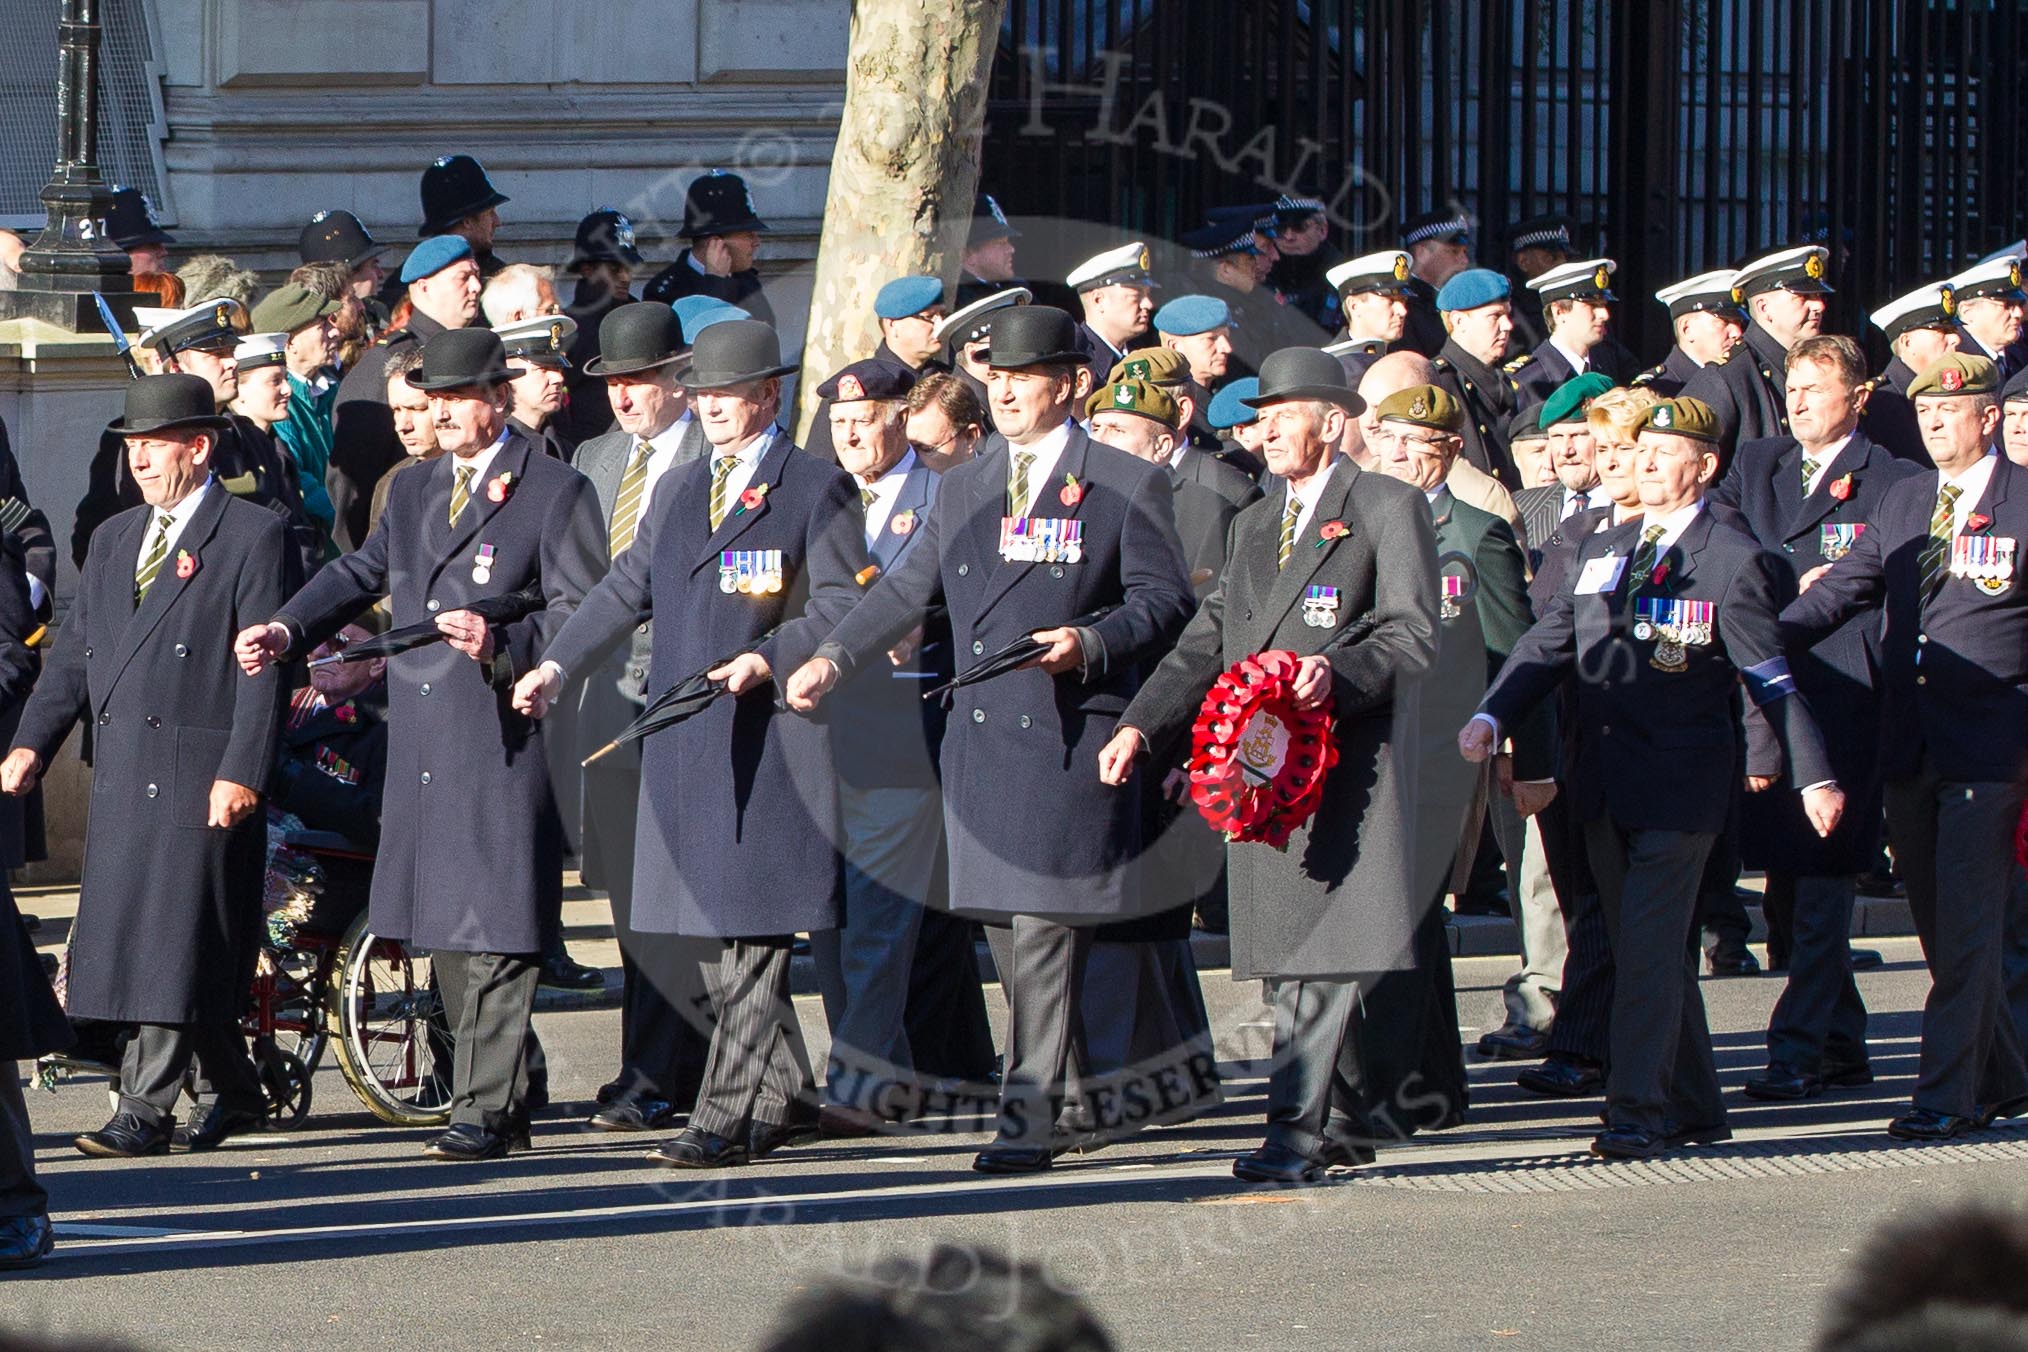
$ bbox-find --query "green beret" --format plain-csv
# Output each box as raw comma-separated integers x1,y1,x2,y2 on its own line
1110,346,1189,388
1642,396,1722,444
1374,383,1463,433
1908,352,2001,398
1538,372,1616,429
1087,376,1179,427
251,283,340,337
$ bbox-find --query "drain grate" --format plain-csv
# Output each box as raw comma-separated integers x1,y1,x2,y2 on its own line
1341,1129,2028,1193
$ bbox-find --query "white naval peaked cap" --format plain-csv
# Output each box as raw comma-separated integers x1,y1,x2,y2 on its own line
1066,242,1154,292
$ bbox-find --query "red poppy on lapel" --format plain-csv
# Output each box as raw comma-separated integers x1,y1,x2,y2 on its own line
487,472,514,504
1059,473,1083,508
890,508,916,536
735,483,769,516
1829,473,1853,502
1967,512,1993,534
1312,520,1348,548
1651,559,1671,587
334,703,358,724
174,548,197,580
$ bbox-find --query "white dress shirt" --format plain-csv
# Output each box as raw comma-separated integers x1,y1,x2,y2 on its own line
135,475,217,574
857,450,918,546
447,427,509,496
1798,433,1854,495
1561,484,1603,519
1548,337,1589,376
1282,456,1341,540
632,411,695,516
706,425,778,510
1005,421,1074,515
1937,450,1998,535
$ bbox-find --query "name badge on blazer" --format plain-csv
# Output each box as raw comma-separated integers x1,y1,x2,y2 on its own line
1301,585,1341,628
1574,555,1626,595
719,549,784,595
1633,597,1714,673
1949,534,2016,595
1000,516,1084,564
1819,523,1864,563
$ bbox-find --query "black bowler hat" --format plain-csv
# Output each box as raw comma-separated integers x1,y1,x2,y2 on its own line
682,171,770,239
985,305,1086,370
1241,347,1366,414
105,374,230,436
584,303,688,377
105,186,173,249
419,153,509,236
405,329,515,391
569,208,646,269
677,319,798,390
299,209,385,269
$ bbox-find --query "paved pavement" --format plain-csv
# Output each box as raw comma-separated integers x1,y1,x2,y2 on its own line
4,935,2026,1351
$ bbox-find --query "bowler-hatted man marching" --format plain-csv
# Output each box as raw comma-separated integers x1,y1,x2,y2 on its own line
514,319,865,1170
5,375,294,1159
236,328,607,1162
1099,347,1440,1184
785,305,1197,1175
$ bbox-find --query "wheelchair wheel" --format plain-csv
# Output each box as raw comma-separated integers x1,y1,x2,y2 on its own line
253,1037,314,1129
331,913,453,1126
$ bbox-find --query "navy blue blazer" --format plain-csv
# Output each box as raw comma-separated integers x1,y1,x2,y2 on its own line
1782,451,2028,785
1484,507,1833,834
817,426,1194,924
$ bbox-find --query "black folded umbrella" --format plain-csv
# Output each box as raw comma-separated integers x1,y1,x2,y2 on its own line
307,589,544,667
921,604,1119,703
581,621,786,767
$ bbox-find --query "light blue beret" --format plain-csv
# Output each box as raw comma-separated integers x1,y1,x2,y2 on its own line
671,295,750,342
874,275,944,320
1206,377,1260,429
399,234,475,284
1435,267,1511,312
1153,294,1233,337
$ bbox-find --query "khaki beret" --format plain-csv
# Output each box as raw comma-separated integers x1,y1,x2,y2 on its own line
1086,376,1179,427
1374,383,1463,433
1908,352,2000,398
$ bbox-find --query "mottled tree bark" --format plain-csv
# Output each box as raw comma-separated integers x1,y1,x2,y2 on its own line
793,0,1006,447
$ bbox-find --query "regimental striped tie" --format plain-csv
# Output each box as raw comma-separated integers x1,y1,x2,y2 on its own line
133,511,173,602
1009,449,1038,519
1627,522,1667,595
1277,493,1301,569
1918,482,1963,599
1800,456,1820,492
448,464,476,527
708,455,740,529
860,485,876,509
607,439,653,556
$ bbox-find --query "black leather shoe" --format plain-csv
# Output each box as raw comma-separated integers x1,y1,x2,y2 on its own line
1591,1124,1664,1160
174,1103,265,1151
1704,939,1761,976
1232,1142,1328,1185
75,1112,172,1159
538,953,604,991
1744,1062,1822,1101
0,1214,53,1270
1663,1119,1731,1147
972,1142,1054,1174
586,1097,674,1132
749,1109,820,1160
1317,1136,1377,1169
1476,1024,1550,1061
1887,1108,1974,1142
1973,1094,2028,1129
1849,948,1885,970
1855,870,1904,898
648,1127,748,1169
1516,1055,1604,1097
1820,1057,1874,1088
422,1122,525,1161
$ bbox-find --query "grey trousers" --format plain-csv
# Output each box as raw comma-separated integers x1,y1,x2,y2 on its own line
984,917,1093,1147
434,950,540,1133
1501,813,1568,1032
119,1022,262,1127
1586,819,1725,1134
1764,874,1869,1071
0,1069,44,1217
1883,766,2028,1117
1262,977,1367,1159
689,938,815,1139
812,783,943,1112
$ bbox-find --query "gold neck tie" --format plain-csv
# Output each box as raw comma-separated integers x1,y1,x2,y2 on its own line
1277,494,1302,569
1918,482,1964,597
708,456,740,529
608,439,653,556
448,464,476,527
134,511,174,601
1009,449,1039,519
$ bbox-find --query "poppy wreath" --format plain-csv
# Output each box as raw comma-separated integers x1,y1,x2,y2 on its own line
1185,649,1337,848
